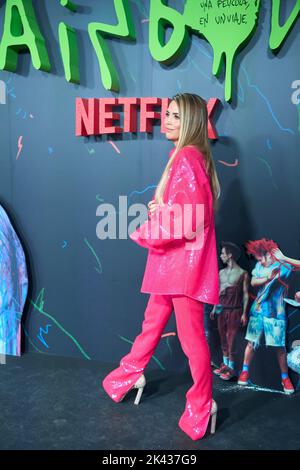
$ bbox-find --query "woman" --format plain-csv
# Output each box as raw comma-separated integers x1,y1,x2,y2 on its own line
102,93,220,441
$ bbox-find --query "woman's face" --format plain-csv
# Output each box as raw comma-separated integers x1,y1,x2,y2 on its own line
164,100,181,146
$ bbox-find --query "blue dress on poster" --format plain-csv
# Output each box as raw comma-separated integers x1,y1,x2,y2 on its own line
0,205,28,356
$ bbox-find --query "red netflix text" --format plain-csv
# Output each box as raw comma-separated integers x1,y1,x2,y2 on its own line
75,97,219,139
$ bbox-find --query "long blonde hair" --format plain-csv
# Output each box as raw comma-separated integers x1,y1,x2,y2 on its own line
155,93,221,211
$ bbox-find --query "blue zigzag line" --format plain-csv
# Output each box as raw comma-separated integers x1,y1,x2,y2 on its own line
37,324,52,349
241,65,295,135
21,324,47,354
112,184,157,216
128,185,157,200
175,40,293,134
267,139,272,150
192,41,294,132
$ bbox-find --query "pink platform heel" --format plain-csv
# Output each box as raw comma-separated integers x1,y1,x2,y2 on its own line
119,374,146,405
102,373,146,405
209,399,218,434
178,399,218,440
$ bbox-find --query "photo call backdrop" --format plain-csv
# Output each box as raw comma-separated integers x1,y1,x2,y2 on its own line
0,0,299,394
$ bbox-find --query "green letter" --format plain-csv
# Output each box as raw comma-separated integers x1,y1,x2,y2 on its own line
269,0,300,51
88,0,136,92
58,23,80,84
149,0,189,63
0,0,50,72
60,0,78,13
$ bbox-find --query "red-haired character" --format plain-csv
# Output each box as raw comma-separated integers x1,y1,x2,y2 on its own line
237,239,300,394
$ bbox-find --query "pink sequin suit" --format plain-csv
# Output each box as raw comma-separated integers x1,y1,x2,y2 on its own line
102,145,220,440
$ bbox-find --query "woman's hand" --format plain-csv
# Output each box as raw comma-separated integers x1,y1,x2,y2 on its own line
148,199,158,216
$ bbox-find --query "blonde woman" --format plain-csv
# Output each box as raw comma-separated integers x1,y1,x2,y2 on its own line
102,93,220,441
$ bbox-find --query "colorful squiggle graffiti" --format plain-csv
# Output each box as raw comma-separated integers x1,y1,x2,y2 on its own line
30,288,91,360
0,205,28,356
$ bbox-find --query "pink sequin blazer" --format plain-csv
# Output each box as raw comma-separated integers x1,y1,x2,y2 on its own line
130,145,220,304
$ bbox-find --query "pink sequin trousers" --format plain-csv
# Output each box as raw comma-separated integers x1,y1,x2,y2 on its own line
102,293,213,441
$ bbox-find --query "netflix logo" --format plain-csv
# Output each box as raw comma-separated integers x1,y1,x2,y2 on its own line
75,97,219,139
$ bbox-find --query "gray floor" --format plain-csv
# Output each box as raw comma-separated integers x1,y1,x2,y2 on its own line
0,353,299,450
